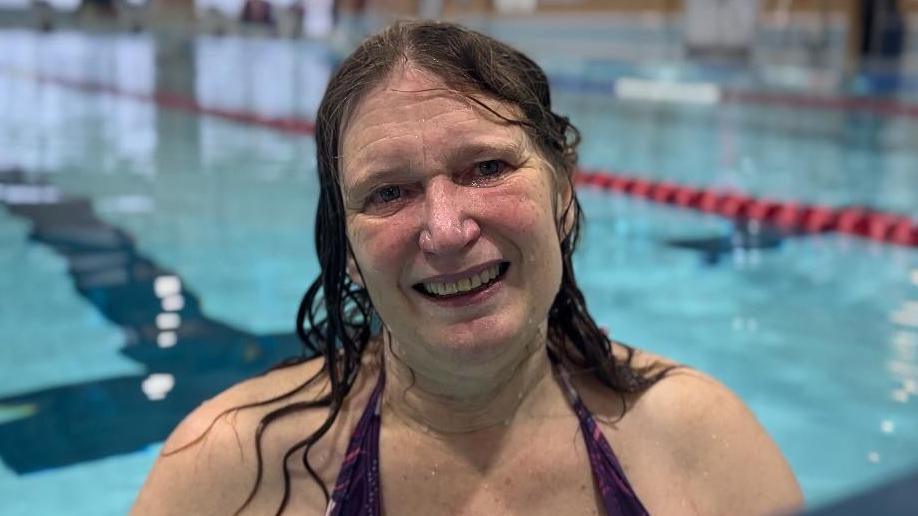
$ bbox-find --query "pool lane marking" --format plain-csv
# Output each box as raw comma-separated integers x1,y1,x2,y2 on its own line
0,167,303,473
9,69,918,247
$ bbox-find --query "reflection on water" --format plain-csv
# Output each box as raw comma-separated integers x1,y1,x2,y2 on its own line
193,35,330,167
0,30,156,175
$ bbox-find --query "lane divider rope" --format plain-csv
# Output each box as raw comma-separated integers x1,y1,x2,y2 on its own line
575,170,918,248
31,73,316,135
10,70,917,248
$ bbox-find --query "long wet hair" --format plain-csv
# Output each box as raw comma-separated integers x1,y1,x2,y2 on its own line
199,20,674,515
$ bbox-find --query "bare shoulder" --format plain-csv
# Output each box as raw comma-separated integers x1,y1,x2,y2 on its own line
131,357,333,516
627,350,804,515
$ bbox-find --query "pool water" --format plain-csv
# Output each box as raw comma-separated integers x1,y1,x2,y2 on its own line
1,23,917,515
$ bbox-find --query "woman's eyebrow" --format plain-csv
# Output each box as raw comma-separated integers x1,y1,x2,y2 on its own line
446,139,526,163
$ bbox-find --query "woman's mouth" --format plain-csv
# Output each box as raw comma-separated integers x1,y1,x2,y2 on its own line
413,262,510,299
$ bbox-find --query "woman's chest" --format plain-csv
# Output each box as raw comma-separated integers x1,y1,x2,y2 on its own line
379,456,602,515
377,424,604,515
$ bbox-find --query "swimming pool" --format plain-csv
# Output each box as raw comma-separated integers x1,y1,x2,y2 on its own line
1,20,917,515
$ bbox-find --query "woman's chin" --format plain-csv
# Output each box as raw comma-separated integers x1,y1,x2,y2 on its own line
416,319,538,366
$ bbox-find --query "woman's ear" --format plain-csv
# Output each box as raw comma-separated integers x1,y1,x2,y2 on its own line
347,249,365,287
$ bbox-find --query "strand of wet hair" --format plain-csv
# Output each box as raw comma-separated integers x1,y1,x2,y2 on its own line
159,271,349,460
234,397,332,516
231,345,364,516
233,293,368,514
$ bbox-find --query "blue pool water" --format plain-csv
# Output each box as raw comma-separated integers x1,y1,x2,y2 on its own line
1,22,917,515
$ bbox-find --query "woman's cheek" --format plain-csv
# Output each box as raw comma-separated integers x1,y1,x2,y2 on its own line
484,188,545,235
353,216,416,270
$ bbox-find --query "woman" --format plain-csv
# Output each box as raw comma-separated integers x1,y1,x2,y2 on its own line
134,21,803,515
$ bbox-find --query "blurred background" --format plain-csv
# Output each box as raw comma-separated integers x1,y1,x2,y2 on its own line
0,1,916,514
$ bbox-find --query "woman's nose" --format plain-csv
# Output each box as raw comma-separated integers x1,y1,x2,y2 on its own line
418,180,481,255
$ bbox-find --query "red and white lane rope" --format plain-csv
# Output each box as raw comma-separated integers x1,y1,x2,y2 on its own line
575,170,918,248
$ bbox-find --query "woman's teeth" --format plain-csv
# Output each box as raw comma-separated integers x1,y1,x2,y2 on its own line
423,263,501,297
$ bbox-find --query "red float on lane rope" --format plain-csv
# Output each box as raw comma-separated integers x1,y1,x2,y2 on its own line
673,186,701,207
888,218,917,246
803,206,837,233
836,208,870,236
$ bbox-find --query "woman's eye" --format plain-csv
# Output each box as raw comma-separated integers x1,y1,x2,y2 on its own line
373,185,402,204
476,160,506,176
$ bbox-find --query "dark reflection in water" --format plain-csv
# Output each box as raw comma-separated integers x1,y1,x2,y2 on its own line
665,218,787,265
0,167,305,474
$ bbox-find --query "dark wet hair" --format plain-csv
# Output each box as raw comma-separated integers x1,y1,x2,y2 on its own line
196,20,674,515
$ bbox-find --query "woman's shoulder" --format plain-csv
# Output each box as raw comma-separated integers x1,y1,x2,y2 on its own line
131,356,357,515
164,357,333,454
612,344,804,515
603,342,761,431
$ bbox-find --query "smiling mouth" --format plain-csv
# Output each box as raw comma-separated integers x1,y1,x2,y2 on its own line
413,262,510,299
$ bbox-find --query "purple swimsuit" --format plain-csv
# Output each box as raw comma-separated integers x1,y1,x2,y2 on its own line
325,359,649,516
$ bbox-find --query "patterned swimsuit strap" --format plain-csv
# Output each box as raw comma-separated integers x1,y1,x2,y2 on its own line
547,347,650,516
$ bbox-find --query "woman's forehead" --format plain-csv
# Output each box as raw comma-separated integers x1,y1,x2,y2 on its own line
340,68,527,165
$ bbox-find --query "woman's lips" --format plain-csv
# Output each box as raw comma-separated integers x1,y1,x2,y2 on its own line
416,259,506,285
413,262,510,305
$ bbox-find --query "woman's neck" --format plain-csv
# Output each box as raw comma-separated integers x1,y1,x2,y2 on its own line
380,330,552,435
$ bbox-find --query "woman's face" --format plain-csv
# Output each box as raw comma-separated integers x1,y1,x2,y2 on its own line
340,66,567,364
